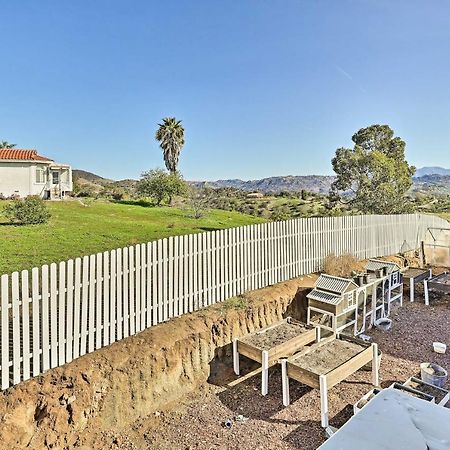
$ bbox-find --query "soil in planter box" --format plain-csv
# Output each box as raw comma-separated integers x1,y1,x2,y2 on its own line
407,379,448,404
292,339,365,374
240,322,310,350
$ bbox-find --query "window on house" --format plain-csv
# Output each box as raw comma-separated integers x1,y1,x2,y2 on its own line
52,171,60,185
346,292,356,308
36,167,46,183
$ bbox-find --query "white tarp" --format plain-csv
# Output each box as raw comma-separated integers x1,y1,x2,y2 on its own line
318,388,450,450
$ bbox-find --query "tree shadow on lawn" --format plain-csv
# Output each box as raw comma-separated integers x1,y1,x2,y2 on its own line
113,199,155,208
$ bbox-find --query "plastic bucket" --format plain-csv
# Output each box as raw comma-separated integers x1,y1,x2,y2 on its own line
420,363,448,388
374,318,392,331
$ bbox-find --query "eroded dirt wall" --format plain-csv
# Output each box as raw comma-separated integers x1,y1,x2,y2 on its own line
0,277,316,450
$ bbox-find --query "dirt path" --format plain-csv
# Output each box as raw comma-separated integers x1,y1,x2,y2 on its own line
80,291,450,450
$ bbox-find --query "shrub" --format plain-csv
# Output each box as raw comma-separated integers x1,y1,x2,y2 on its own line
322,254,364,278
3,196,51,224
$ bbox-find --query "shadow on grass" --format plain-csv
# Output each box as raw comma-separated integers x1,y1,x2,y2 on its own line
113,199,156,208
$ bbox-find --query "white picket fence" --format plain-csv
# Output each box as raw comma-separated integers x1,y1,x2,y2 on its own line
0,213,448,390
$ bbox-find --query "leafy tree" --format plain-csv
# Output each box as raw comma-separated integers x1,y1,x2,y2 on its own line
3,196,51,224
155,117,185,174
137,169,188,205
271,204,291,221
0,141,16,149
329,124,415,214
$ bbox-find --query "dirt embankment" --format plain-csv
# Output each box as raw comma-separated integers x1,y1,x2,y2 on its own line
0,276,318,450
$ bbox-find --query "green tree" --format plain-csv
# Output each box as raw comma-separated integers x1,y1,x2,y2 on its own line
329,124,415,214
0,141,16,149
137,169,188,205
155,117,185,174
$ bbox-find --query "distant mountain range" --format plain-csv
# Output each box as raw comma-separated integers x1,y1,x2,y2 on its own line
192,175,335,194
73,166,450,196
414,166,450,177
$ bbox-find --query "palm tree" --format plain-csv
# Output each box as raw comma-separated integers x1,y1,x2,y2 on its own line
155,117,185,174
0,141,16,149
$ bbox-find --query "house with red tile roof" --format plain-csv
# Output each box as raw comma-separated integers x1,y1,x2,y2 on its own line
0,149,72,199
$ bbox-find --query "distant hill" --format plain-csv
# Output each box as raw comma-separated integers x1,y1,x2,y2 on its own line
411,174,450,195
73,169,138,194
415,167,450,177
192,175,336,194
73,168,450,197
72,169,113,185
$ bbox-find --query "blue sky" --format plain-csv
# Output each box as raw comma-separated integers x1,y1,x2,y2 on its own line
1,0,449,180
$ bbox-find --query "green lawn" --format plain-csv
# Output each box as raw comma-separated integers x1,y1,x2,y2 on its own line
0,200,264,275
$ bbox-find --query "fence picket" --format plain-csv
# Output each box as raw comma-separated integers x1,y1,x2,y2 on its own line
103,251,110,347
58,262,66,366
73,258,81,359
110,250,116,343
80,257,89,356
66,260,74,363
1,275,9,389
31,268,40,376
49,264,58,368
21,270,30,381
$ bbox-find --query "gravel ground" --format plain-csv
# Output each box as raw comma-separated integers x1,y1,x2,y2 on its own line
86,290,450,450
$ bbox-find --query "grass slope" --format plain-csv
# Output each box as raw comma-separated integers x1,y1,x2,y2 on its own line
0,200,264,274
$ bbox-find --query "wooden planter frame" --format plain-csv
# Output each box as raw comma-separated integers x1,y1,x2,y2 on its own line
429,272,450,294
281,335,379,428
233,317,318,395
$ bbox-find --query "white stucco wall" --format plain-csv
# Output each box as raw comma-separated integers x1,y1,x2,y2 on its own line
0,161,73,198
0,161,45,197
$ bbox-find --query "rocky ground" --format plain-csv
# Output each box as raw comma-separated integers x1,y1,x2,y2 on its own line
80,287,450,450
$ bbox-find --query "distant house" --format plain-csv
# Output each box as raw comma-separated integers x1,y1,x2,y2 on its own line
0,149,73,199
246,192,264,199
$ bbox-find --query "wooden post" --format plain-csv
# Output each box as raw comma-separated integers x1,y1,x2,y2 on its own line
372,343,379,386
410,278,414,303
233,339,239,376
423,280,429,306
281,359,290,406
319,374,329,428
261,350,269,396
315,326,321,343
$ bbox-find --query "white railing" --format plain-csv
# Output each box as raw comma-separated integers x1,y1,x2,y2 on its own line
0,213,447,390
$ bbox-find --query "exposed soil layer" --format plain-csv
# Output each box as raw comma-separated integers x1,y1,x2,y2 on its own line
291,339,365,374
240,321,310,350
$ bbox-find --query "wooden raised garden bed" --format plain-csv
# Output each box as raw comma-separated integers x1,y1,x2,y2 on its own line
233,318,318,395
281,335,379,428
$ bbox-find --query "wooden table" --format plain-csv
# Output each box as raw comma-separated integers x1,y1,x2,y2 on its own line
233,318,318,395
281,335,379,428
403,268,432,304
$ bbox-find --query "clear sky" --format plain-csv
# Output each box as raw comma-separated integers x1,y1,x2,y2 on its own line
1,0,449,180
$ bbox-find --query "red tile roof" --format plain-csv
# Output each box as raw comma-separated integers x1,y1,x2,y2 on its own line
0,149,53,161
